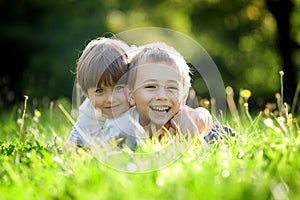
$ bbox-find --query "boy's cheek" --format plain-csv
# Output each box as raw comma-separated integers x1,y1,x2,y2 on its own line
180,94,188,107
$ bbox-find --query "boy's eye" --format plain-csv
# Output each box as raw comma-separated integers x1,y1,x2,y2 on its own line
144,84,157,89
167,86,178,90
95,88,104,94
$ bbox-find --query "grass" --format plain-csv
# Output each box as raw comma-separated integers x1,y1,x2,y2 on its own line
0,78,300,199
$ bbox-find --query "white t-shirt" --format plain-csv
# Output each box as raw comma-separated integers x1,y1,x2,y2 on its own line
67,99,143,150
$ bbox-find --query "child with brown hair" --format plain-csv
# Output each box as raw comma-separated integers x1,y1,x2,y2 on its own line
64,37,137,151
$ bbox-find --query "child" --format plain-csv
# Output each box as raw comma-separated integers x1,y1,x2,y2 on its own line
128,43,233,143
64,37,136,151
65,39,213,152
113,43,212,143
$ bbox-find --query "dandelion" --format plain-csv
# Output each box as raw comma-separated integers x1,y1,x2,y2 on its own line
76,147,85,154
240,89,252,99
264,102,277,115
34,109,41,118
199,98,210,109
33,109,41,123
287,114,293,127
264,108,270,115
279,70,284,76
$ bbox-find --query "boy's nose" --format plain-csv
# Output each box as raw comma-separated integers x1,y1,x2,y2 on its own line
156,86,168,99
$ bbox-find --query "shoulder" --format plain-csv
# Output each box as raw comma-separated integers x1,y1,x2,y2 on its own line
112,106,144,136
77,98,106,122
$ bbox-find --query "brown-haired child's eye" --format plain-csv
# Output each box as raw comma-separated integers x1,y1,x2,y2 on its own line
95,88,105,95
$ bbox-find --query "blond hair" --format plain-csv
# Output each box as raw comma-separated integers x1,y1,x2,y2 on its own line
128,42,191,95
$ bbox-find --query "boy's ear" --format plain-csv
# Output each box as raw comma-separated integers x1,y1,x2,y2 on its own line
128,91,136,106
129,96,135,106
130,98,135,106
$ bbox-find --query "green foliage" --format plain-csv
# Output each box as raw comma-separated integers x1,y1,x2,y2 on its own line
0,92,300,199
0,0,110,101
1,0,299,109
105,0,290,102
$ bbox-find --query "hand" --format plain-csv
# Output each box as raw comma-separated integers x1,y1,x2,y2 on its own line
170,105,212,137
192,106,212,137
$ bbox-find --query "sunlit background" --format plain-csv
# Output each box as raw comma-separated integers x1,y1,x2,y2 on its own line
1,0,299,112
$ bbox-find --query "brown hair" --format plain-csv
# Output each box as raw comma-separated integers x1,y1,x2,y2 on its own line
76,37,130,96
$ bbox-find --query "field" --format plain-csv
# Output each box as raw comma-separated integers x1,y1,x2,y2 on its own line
1,84,300,199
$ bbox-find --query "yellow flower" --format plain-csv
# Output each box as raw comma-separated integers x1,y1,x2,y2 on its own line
77,147,85,154
275,93,280,99
264,108,269,115
240,89,252,99
199,98,210,109
287,113,293,126
34,109,41,118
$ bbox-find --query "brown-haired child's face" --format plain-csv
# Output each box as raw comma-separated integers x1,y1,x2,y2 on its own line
87,84,130,119
131,63,185,128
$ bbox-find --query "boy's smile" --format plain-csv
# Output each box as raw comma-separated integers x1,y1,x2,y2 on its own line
131,63,185,128
150,105,171,112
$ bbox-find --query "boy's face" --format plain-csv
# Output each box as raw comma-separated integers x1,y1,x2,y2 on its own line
131,63,185,127
87,84,129,119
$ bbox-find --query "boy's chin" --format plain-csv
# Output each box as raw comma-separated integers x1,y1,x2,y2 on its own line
150,119,169,128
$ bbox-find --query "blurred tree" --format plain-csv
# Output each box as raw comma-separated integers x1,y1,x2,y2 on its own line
106,0,299,109
266,0,297,104
0,0,299,112
0,0,109,109
188,0,283,108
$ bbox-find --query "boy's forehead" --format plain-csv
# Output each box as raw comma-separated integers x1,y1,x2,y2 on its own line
135,63,183,82
136,62,179,72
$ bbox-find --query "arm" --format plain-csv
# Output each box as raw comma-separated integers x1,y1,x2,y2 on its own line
101,108,145,150
64,126,86,152
169,105,212,138
64,98,106,151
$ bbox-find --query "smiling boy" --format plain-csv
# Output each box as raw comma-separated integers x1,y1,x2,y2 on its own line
126,44,212,140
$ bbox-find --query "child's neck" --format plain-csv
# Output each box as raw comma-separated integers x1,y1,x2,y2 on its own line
142,123,163,138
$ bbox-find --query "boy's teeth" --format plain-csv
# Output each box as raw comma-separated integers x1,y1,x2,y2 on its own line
151,106,170,111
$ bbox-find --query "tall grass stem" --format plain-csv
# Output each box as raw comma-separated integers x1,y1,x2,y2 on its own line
291,80,300,114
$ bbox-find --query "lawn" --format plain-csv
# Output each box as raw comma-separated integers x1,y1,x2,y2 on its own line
0,84,299,199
